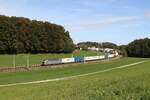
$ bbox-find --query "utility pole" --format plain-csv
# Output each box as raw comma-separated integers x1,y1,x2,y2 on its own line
13,54,16,68
84,54,86,63
27,54,30,67
101,42,103,49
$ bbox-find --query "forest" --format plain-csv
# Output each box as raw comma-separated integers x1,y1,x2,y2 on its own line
77,42,118,50
0,15,75,54
126,38,150,57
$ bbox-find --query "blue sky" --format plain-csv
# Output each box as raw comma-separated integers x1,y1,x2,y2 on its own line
0,0,150,45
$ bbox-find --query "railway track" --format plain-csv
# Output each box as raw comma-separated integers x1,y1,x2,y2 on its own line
0,59,147,87
0,56,122,73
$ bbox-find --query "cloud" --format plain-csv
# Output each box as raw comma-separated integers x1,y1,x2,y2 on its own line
120,23,144,28
101,16,141,23
66,15,145,32
66,23,111,32
144,12,150,18
80,0,118,7
71,8,90,12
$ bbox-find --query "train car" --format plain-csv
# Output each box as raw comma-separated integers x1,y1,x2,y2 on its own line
42,59,62,66
108,54,115,58
84,56,101,61
41,53,119,66
61,58,75,64
104,55,109,59
115,51,119,56
99,55,105,59
75,57,84,62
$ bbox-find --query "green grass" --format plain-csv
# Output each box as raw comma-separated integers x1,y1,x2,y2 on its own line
0,50,106,68
0,57,147,85
0,58,150,100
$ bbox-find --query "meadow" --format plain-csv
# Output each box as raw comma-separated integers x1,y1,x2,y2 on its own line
0,57,149,100
0,50,106,68
0,57,146,85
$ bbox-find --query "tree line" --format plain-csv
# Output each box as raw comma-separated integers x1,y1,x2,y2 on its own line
77,42,118,50
0,15,75,54
77,39,150,58
114,38,150,57
126,38,150,57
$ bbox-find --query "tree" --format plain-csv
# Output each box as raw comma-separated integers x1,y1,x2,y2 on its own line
0,15,75,54
102,42,118,49
118,45,127,56
126,38,150,57
77,42,118,49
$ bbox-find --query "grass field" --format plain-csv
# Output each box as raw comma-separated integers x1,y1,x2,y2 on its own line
0,57,149,100
0,57,147,85
0,50,106,68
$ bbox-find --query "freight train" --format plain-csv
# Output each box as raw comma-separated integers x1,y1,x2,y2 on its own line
42,53,119,66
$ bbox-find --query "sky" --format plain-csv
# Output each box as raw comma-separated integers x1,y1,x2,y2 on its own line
0,0,150,45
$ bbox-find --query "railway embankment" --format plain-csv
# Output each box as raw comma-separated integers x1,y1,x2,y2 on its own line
0,56,122,73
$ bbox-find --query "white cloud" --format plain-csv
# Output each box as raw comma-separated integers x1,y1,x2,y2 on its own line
80,0,118,7
144,12,150,18
66,15,146,32
71,8,90,12
66,23,111,32
120,23,144,28
101,16,141,23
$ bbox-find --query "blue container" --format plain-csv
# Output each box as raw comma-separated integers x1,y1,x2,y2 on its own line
104,56,109,59
75,57,84,62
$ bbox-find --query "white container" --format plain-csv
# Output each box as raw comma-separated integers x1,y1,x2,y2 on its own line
108,54,112,58
84,56,100,61
61,58,75,63
108,54,114,58
99,55,105,59
115,51,119,56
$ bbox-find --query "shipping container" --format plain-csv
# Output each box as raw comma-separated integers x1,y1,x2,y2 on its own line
84,56,101,61
99,55,105,59
75,57,84,62
61,58,75,63
104,55,109,59
108,54,114,58
115,51,119,56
